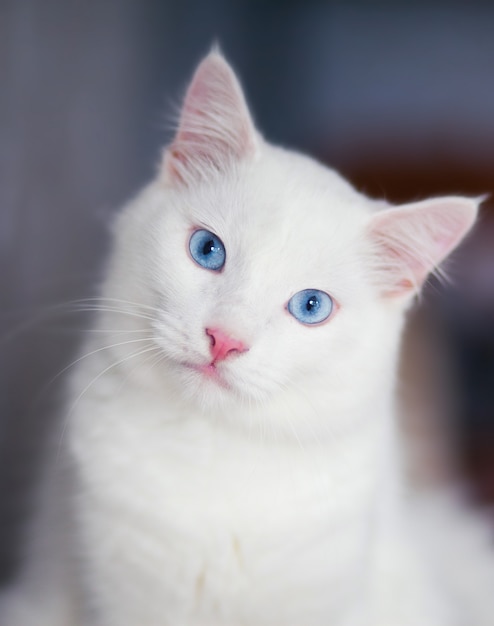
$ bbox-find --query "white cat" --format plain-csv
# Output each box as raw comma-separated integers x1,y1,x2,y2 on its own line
1,50,492,626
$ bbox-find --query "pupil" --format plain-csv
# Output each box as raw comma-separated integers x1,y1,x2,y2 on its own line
306,296,319,312
202,239,215,255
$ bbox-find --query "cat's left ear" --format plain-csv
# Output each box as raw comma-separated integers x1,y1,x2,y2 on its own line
163,50,259,186
367,196,480,298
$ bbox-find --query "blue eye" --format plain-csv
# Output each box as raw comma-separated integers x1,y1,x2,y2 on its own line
288,289,333,325
189,229,226,271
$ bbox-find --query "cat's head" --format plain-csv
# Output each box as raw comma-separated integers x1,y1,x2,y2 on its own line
108,51,479,427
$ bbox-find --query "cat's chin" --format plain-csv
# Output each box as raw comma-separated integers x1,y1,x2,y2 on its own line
172,359,268,412
175,360,244,407
182,361,230,389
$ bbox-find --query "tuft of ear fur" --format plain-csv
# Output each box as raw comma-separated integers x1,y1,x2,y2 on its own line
367,196,480,298
163,50,259,186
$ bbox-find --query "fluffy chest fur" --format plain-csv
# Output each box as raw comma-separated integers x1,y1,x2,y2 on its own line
68,375,390,626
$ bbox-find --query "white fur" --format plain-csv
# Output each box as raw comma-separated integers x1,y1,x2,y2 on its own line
1,51,491,626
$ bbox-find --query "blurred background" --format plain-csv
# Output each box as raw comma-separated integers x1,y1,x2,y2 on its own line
1,0,494,583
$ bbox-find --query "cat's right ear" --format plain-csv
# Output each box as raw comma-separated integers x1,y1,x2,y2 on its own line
163,51,259,186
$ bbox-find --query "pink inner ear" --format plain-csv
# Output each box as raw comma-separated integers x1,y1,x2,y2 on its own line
368,196,479,298
164,52,258,186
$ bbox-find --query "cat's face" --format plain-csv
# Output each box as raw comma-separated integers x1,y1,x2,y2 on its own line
140,148,385,414
107,52,478,424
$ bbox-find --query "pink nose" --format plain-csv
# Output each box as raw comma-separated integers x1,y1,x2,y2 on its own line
205,328,248,363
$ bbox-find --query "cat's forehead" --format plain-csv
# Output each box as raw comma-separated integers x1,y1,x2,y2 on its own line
178,146,374,301
187,147,371,255
187,146,370,232
251,146,371,237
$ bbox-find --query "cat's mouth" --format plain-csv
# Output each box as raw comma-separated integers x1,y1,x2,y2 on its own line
183,361,230,389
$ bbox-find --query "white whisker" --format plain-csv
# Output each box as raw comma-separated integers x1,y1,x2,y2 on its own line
56,344,161,460
0,299,160,347
58,333,154,378
28,334,156,418
114,345,167,397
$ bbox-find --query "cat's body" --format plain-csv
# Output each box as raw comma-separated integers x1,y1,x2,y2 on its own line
1,52,492,625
